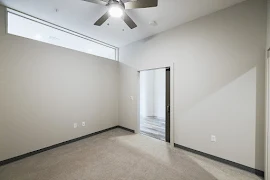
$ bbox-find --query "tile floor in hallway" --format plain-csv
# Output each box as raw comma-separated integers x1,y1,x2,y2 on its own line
140,116,165,141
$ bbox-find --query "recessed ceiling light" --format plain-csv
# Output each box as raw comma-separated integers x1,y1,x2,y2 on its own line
48,36,60,41
34,34,42,40
149,21,158,26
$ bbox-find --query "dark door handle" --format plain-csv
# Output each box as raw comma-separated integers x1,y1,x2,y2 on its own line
167,105,170,113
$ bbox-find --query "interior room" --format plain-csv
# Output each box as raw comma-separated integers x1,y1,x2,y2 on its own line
0,0,270,179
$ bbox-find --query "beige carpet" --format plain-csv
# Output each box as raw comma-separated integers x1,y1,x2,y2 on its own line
0,128,262,180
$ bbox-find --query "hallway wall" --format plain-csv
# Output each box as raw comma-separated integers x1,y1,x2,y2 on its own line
140,69,165,119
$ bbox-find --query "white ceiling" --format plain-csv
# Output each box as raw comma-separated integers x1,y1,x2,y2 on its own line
0,0,246,47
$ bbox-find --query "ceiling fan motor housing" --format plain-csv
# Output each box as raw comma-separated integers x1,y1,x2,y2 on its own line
107,0,125,9
84,0,158,29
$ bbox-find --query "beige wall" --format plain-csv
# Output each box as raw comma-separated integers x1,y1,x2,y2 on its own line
139,69,166,118
120,0,267,171
266,0,270,178
0,0,267,172
0,6,119,161
118,63,138,131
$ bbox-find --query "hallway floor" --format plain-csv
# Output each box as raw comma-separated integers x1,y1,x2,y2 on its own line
140,116,165,141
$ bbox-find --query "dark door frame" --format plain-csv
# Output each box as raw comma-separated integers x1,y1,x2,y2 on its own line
165,68,171,143
137,66,173,144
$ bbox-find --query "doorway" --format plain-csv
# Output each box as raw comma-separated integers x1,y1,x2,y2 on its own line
139,68,170,142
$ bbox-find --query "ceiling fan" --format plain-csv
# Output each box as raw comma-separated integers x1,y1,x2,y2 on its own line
83,0,158,29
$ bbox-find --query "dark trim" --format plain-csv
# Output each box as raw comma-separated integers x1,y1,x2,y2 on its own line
174,144,264,177
0,126,134,166
117,126,135,133
165,68,170,143
138,66,171,72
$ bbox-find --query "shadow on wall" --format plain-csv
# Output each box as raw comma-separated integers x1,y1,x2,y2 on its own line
176,67,264,170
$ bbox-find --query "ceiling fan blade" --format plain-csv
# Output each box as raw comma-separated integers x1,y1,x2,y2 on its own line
122,12,137,29
94,11,110,26
82,0,108,6
124,0,158,9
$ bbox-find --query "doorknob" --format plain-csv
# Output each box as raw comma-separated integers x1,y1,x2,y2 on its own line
167,105,170,113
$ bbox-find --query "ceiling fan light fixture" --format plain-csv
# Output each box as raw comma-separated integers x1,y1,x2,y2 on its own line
108,4,124,18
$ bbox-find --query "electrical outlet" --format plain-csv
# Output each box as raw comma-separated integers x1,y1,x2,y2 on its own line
211,135,216,142
82,122,86,127
130,96,134,100
74,123,77,128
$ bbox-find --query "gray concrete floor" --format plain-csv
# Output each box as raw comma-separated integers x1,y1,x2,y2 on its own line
0,128,263,180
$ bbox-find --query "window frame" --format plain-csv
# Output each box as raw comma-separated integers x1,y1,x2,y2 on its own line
5,7,119,61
